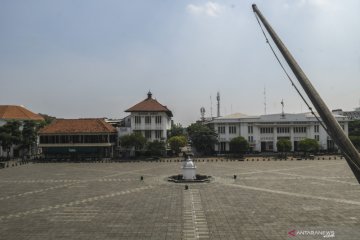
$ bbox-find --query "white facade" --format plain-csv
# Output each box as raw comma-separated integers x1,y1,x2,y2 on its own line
119,112,172,142
209,112,349,152
128,112,171,141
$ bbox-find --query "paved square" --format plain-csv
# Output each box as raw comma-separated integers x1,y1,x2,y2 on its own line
0,158,359,239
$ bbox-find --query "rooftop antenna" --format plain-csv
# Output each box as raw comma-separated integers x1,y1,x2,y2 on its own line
200,107,206,121
210,95,213,118
216,92,221,117
263,86,267,115
281,99,285,118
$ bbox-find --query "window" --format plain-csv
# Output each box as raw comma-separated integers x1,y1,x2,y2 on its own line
277,127,290,133
145,116,151,125
229,126,236,134
145,130,152,139
260,127,273,134
314,125,319,133
248,126,253,134
294,127,307,133
218,126,225,134
155,116,162,124
248,136,254,142
135,116,141,124
220,142,226,152
315,135,319,141
155,130,162,139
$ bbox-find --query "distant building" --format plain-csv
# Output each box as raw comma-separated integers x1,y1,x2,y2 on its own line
0,105,44,157
38,119,117,160
208,112,349,153
332,108,360,120
121,91,173,142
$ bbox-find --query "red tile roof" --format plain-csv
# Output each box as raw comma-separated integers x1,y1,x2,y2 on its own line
38,119,117,134
125,92,173,117
0,105,44,121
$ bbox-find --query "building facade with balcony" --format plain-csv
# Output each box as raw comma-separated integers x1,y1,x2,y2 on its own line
208,112,349,153
38,119,117,159
120,91,173,142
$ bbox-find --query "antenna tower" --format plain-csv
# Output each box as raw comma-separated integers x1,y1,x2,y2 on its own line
210,96,213,118
217,92,220,117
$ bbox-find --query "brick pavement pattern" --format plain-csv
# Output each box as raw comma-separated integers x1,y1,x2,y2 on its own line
0,158,359,239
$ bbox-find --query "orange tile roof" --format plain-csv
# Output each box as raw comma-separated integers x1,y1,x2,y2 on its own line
0,105,44,121
38,119,117,134
125,92,173,117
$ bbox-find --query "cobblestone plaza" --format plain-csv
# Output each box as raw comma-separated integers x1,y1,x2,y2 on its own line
0,158,359,239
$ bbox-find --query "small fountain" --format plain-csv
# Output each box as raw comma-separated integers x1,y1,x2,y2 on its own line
168,153,211,183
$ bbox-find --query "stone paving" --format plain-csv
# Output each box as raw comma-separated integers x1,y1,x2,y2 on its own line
0,158,359,239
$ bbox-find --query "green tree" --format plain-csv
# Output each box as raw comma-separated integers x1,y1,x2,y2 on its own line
21,120,38,157
299,138,319,155
169,123,185,137
277,138,292,158
349,136,360,151
229,136,249,154
168,135,187,155
146,140,165,157
349,120,360,136
0,121,22,158
0,132,14,159
187,123,217,155
120,132,147,156
38,113,56,125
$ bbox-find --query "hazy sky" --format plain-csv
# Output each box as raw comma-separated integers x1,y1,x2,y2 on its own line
1,0,359,126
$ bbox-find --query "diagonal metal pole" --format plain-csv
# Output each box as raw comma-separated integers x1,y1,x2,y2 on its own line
252,4,360,184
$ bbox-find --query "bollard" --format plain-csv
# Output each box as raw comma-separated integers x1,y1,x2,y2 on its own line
233,175,237,180
185,185,188,190
140,176,143,181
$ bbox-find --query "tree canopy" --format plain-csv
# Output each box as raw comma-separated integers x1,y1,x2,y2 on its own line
349,136,360,151
187,123,217,155
146,140,165,157
21,121,37,154
229,136,249,154
299,138,319,153
38,113,56,125
168,135,187,155
349,120,360,136
169,123,185,138
0,121,22,158
277,139,292,152
120,132,147,150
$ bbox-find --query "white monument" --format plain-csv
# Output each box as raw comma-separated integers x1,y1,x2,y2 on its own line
182,155,196,180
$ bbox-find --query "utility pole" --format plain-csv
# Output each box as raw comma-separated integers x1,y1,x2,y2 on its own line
253,4,360,183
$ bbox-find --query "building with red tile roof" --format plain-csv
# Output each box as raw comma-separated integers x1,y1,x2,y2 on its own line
126,92,173,117
39,119,116,134
121,92,173,144
38,119,117,160
0,105,44,121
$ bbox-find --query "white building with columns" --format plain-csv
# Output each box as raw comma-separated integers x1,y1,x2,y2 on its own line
208,112,349,153
120,91,173,142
